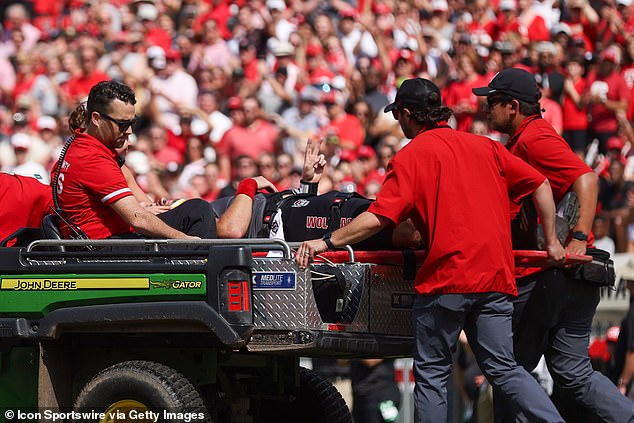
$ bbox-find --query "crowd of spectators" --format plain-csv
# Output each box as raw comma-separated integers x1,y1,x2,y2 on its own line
3,0,634,254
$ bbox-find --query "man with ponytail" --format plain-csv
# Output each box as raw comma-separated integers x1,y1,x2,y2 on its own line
53,80,257,244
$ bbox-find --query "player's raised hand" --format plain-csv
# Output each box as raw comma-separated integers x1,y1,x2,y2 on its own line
302,137,326,183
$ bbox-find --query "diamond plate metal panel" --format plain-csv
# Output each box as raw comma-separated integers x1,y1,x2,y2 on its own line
367,264,414,336
252,258,322,329
252,259,414,336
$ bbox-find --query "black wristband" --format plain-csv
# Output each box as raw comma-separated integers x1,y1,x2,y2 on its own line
571,231,588,241
322,232,335,249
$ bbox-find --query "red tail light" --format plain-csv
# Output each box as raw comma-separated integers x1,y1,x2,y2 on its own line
227,280,250,312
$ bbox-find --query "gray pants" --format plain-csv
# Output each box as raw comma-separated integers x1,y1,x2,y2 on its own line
495,268,634,423
412,292,563,423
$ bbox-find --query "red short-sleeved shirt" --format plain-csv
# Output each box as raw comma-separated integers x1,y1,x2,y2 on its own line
562,77,588,131
586,71,630,133
216,120,280,163
0,174,53,241
506,117,592,205
56,131,133,239
505,116,594,277
368,127,546,296
329,113,364,151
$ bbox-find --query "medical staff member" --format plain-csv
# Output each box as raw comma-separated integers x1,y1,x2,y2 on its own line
473,68,634,423
296,77,566,423
54,80,214,242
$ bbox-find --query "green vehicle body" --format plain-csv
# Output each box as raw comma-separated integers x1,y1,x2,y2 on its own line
0,237,411,422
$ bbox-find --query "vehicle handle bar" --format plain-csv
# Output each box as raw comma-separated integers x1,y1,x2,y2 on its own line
26,238,293,259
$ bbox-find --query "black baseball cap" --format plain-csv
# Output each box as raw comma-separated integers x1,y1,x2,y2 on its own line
384,78,442,113
472,68,541,103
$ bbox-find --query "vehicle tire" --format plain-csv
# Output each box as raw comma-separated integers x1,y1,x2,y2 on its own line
259,367,351,423
73,360,211,423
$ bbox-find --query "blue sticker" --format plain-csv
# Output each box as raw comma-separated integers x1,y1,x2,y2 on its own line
253,272,296,290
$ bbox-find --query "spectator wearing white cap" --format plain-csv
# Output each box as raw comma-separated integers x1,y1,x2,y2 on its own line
269,40,300,96
135,1,171,53
429,0,455,50
36,115,62,160
7,133,49,184
265,0,296,43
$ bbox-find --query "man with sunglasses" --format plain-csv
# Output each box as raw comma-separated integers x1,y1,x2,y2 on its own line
54,80,218,244
295,77,567,423
473,68,634,422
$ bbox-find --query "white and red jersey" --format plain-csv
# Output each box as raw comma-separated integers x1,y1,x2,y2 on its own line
55,130,133,239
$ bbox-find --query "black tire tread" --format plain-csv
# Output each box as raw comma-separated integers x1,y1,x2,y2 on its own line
297,367,352,423
74,360,210,423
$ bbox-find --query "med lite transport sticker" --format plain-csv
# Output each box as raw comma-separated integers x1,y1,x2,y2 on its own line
253,272,296,290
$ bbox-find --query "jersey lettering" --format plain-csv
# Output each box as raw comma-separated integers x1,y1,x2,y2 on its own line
306,216,328,229
56,173,64,195
340,217,352,227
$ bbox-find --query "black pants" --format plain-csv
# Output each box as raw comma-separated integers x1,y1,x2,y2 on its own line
108,199,217,251
157,198,217,239
494,269,634,423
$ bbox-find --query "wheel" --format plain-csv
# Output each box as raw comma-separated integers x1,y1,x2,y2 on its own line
73,360,211,423
257,367,352,423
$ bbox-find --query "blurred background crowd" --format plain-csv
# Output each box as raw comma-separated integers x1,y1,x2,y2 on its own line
1,0,634,257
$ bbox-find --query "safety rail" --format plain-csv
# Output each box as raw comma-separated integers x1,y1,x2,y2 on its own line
26,238,293,258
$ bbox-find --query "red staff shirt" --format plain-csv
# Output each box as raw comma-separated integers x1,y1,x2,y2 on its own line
505,116,595,277
368,127,546,296
56,130,133,239
0,173,52,241
506,116,592,205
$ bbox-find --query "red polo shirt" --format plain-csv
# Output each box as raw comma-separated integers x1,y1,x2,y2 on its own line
505,116,594,277
0,174,52,241
369,127,546,296
506,117,592,205
56,130,133,239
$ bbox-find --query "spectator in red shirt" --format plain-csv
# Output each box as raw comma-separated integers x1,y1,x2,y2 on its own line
217,96,280,179
562,0,600,48
135,2,171,53
323,90,364,151
63,44,110,106
444,52,486,132
585,45,630,153
562,55,589,157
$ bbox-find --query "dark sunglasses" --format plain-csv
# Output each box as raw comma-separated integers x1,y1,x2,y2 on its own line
98,111,137,132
